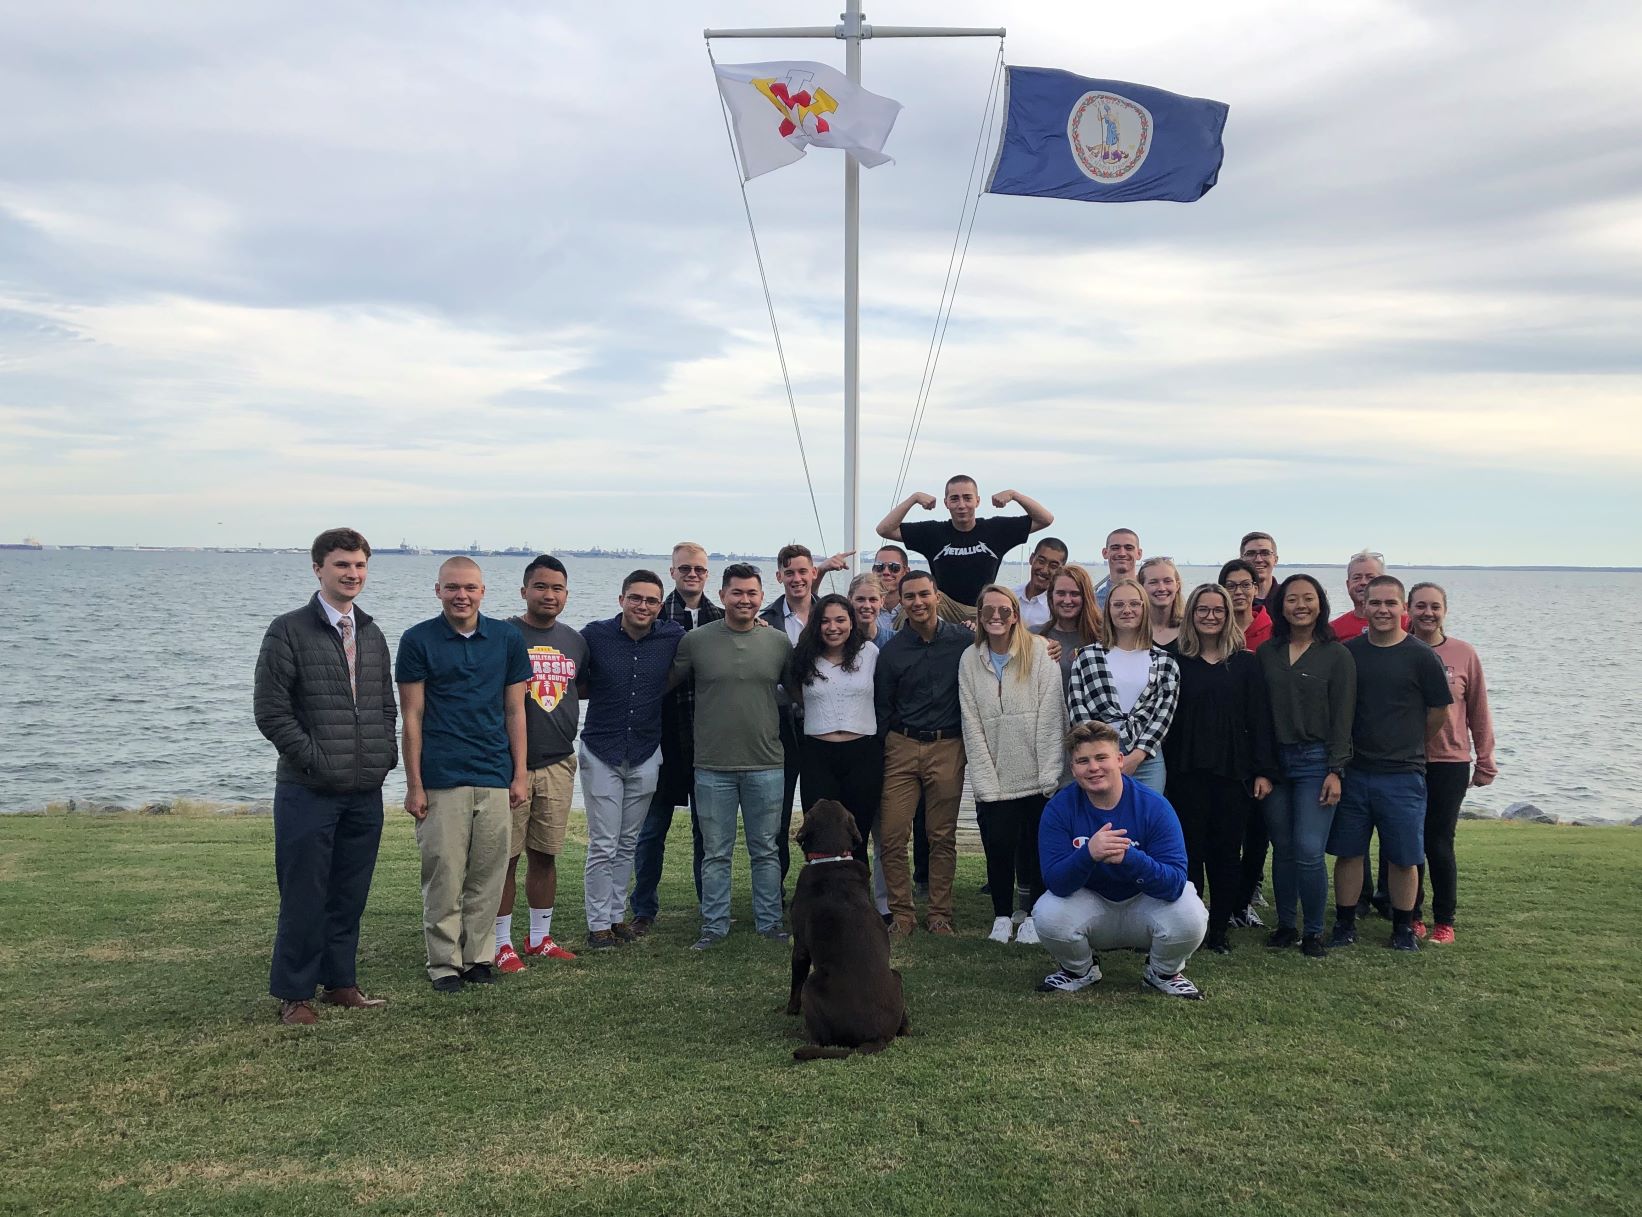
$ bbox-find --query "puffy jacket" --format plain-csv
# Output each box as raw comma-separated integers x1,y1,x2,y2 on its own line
957,636,1066,802
254,594,398,792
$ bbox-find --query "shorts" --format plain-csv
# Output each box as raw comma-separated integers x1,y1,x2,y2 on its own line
1327,767,1426,866
511,754,577,856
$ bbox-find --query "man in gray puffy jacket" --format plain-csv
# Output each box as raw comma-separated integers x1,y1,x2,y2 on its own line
254,528,399,1026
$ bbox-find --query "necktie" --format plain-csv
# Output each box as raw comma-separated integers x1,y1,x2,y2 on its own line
338,615,357,699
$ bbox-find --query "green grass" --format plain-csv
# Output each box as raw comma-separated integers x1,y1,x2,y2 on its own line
1,813,1638,1217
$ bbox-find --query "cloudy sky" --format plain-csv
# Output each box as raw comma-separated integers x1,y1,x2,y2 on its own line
2,0,1638,565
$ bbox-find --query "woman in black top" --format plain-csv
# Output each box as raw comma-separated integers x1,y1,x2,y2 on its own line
1163,584,1277,953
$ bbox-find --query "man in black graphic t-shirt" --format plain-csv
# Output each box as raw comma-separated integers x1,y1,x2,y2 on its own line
877,475,1054,610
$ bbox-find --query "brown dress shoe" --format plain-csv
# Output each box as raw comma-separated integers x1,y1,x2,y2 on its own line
321,986,386,1009
279,1000,319,1026
630,916,654,937
611,921,638,943
926,918,955,936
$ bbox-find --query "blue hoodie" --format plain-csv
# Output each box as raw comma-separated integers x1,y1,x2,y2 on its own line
1038,776,1189,903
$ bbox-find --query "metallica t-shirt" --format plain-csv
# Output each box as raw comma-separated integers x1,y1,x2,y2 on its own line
899,515,1034,607
509,618,587,768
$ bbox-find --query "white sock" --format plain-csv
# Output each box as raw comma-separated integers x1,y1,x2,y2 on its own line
494,914,512,953
529,906,554,946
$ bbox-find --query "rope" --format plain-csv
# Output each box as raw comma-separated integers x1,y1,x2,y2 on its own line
706,44,831,559
891,41,1007,506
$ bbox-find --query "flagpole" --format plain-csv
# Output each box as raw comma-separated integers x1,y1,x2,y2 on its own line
705,9,1006,573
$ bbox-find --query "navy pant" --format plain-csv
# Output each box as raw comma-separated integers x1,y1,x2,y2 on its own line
628,785,704,922
269,781,384,1000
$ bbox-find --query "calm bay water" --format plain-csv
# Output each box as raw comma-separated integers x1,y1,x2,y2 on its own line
1,551,1637,824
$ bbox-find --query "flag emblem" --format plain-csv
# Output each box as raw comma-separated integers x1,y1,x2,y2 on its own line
1069,92,1152,182
753,72,838,138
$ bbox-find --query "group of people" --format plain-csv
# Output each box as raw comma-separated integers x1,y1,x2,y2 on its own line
254,481,1495,1024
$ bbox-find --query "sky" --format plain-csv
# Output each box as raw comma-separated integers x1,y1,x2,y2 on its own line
2,0,1639,566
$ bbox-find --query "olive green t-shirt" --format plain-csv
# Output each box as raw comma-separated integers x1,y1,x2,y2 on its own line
670,620,793,771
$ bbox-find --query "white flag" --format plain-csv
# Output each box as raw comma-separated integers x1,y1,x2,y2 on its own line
713,61,903,181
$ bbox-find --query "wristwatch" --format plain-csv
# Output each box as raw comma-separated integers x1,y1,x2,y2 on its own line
1327,766,1344,777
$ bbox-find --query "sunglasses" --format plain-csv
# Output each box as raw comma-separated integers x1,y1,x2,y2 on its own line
675,564,708,576
978,606,1015,620
871,562,904,574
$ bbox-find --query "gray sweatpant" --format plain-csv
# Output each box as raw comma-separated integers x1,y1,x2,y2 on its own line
579,746,660,932
1033,884,1208,977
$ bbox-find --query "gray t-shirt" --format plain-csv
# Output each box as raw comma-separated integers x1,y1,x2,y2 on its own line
510,617,588,768
671,620,792,771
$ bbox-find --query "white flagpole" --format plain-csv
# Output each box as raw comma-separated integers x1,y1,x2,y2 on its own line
705,7,1005,574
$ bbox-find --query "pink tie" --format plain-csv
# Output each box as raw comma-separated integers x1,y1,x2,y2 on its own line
338,615,357,699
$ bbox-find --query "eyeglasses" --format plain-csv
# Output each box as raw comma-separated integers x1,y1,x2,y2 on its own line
978,606,1015,620
674,565,708,576
1241,548,1275,559
1223,581,1255,593
872,562,904,574
1194,606,1228,618
623,594,663,608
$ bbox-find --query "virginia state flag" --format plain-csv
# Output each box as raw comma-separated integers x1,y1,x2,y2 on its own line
715,61,902,181
986,67,1228,203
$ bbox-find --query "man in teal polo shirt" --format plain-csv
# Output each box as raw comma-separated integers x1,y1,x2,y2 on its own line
397,557,531,993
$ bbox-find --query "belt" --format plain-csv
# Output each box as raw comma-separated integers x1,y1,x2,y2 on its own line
892,726,958,743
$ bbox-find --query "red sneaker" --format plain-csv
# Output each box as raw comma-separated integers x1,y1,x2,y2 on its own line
1412,920,1428,941
524,936,577,961
1429,923,1455,944
494,942,526,974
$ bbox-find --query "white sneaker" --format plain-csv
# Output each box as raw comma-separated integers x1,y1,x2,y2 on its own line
988,915,1014,944
1036,964,1101,993
1142,966,1204,1000
1014,916,1040,945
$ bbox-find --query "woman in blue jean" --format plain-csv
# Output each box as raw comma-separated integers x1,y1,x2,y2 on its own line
1254,573,1355,958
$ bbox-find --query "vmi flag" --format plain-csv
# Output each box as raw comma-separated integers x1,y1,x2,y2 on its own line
986,67,1228,203
714,61,903,181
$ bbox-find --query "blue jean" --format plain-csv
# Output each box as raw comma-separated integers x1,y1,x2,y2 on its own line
1262,742,1335,935
1131,750,1166,794
695,767,784,938
628,785,704,922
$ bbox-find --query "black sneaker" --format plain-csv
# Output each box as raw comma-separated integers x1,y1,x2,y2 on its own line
758,927,791,943
1265,927,1300,949
689,932,725,952
1207,934,1232,955
1390,926,1421,952
585,930,618,951
460,963,496,985
1328,922,1358,949
431,975,465,994
1300,933,1328,959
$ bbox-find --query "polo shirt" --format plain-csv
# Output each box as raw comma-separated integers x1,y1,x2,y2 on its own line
395,613,531,789
579,614,686,768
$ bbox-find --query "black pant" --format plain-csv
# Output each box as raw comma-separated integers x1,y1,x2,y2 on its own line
1239,801,1269,907
1414,761,1470,925
1167,770,1249,938
269,781,384,1000
778,706,801,884
975,795,1047,918
798,734,884,863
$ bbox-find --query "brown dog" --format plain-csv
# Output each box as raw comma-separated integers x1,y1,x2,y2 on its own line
786,800,910,1061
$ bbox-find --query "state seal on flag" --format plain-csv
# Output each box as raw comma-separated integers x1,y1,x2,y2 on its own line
1068,91,1153,182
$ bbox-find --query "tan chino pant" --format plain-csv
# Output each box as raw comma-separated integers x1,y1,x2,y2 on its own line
878,733,965,927
417,786,511,980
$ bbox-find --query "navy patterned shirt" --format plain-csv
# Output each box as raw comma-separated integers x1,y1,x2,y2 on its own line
578,614,686,769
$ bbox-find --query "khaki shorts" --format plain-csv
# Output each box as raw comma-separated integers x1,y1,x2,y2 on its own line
511,754,577,856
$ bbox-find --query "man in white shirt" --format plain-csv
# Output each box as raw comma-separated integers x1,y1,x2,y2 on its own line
1012,536,1068,629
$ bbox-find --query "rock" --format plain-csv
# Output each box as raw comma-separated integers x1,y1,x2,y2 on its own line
1502,802,1545,822
1631,815,1642,828
1532,813,1558,825
1458,808,1494,821
139,801,173,815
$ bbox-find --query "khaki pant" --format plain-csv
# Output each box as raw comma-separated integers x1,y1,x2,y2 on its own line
878,733,965,927
417,786,511,980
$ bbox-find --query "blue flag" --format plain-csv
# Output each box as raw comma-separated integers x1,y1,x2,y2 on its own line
986,67,1228,204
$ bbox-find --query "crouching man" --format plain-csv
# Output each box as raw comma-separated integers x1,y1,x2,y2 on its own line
1032,721,1208,999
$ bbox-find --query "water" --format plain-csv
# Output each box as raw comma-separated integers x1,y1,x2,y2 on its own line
1,551,1637,824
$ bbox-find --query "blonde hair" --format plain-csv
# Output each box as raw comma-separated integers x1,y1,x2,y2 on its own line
975,584,1037,683
671,541,708,560
1138,556,1184,628
1176,583,1246,658
848,573,884,599
1101,577,1153,649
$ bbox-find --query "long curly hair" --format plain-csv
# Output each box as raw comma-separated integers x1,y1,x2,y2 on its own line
788,593,867,687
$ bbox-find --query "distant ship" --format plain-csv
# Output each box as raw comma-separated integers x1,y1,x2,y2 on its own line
379,539,432,555
0,536,44,551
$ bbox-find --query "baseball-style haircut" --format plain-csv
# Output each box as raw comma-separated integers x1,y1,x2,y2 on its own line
621,569,665,595
523,554,567,583
1239,531,1275,551
898,568,937,593
1033,536,1070,559
721,562,762,587
776,543,813,570
1065,719,1122,755
944,474,978,492
874,543,910,565
311,527,371,565
1269,573,1337,644
1366,573,1406,599
1218,558,1258,586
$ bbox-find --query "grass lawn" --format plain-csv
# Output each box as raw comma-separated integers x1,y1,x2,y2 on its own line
1,812,1638,1217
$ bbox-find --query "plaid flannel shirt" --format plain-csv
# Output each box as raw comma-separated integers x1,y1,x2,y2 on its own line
1065,644,1181,758
656,589,725,802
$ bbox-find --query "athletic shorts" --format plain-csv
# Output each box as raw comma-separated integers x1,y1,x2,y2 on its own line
1327,767,1426,866
511,754,576,856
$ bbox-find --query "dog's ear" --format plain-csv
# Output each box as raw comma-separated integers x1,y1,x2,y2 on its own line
846,813,863,847
795,813,813,851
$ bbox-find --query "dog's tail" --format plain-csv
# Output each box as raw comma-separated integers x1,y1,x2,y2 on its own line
792,1045,856,1062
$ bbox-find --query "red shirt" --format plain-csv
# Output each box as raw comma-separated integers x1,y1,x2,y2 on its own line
1328,609,1409,641
1242,606,1272,651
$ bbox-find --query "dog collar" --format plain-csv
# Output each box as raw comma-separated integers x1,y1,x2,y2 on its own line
803,852,855,865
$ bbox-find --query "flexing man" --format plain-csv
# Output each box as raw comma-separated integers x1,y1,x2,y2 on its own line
628,542,722,934
1094,528,1142,609
1239,531,1279,611
255,527,398,1025
1033,721,1208,999
578,571,685,950
493,555,584,973
672,563,794,950
1327,575,1452,952
878,475,1053,614
397,557,530,993
1013,536,1069,629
